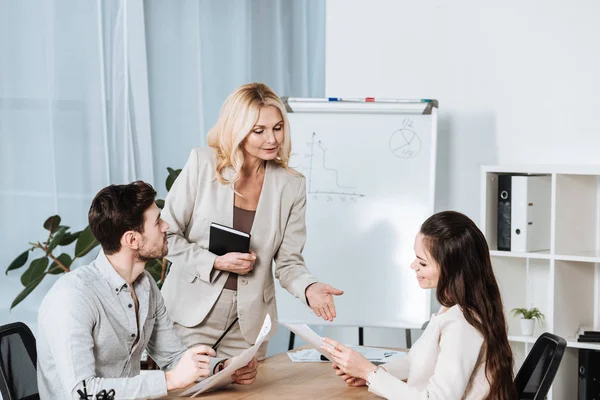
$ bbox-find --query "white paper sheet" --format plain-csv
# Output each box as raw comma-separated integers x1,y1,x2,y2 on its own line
287,346,405,363
282,323,407,365
281,322,333,358
180,314,272,397
287,348,328,362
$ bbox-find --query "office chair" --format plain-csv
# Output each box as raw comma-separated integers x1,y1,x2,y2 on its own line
514,332,567,400
0,322,40,400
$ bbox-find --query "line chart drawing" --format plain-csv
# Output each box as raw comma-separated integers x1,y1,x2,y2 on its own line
292,132,365,202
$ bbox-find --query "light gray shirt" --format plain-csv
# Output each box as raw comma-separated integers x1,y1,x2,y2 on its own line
37,251,223,400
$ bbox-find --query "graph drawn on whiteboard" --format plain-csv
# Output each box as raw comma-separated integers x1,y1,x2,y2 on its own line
389,118,421,159
292,132,365,203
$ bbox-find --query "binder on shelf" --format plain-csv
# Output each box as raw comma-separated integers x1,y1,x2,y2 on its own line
497,175,551,252
497,174,512,251
510,175,551,253
578,349,600,398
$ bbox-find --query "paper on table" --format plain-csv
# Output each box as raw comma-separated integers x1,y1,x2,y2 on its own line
180,314,272,397
287,346,405,363
287,349,327,363
281,322,332,358
348,346,404,363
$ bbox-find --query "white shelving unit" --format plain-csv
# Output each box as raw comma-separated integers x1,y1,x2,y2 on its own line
481,165,600,399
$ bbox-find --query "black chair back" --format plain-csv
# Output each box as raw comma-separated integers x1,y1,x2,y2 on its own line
514,332,567,400
0,322,39,400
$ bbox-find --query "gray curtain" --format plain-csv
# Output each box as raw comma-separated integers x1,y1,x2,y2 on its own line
144,0,326,193
0,0,154,331
0,0,326,335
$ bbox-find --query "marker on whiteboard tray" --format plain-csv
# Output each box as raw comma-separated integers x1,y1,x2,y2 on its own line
287,97,433,103
344,98,433,103
286,97,343,102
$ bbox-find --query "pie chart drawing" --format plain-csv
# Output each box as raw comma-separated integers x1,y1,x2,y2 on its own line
389,128,421,159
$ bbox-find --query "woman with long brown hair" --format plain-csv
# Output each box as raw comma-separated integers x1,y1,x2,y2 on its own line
322,211,516,399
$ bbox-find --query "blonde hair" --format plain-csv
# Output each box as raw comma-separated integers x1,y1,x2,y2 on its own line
207,82,294,185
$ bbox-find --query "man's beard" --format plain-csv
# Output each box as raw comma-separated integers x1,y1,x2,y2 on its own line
136,241,168,263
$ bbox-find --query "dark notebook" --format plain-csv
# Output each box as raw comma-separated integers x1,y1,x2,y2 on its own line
209,222,251,256
578,334,600,343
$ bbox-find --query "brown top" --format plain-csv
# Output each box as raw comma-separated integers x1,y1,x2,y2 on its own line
223,206,256,291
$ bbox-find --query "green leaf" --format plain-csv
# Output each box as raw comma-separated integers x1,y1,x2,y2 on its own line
165,168,182,192
74,226,99,258
43,215,61,233
11,274,45,310
58,231,80,246
21,257,49,286
511,307,544,322
145,259,163,283
155,199,165,209
6,250,30,274
47,226,68,254
49,253,73,274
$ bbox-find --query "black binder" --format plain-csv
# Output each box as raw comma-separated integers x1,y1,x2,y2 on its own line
497,174,512,251
208,222,251,256
579,349,600,399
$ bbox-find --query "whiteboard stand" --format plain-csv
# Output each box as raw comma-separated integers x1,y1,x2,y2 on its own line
279,97,438,350
286,325,414,350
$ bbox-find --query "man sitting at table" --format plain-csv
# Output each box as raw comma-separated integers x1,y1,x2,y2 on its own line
37,181,258,399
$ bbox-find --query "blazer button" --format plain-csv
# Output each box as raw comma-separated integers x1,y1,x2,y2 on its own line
241,278,248,286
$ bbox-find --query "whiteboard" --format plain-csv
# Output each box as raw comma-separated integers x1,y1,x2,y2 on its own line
275,98,438,329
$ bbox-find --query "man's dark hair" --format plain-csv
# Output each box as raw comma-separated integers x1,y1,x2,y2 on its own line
88,181,157,255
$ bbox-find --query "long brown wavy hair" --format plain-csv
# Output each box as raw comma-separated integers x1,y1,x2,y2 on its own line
420,211,516,400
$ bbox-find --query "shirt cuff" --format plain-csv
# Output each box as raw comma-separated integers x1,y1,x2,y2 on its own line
209,357,227,376
145,370,169,398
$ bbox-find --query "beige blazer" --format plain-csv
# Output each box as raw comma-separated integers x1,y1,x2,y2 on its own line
161,147,317,343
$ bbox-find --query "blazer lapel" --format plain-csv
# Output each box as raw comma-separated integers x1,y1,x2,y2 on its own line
250,161,273,247
221,167,235,225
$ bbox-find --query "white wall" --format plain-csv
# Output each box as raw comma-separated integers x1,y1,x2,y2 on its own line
321,0,600,348
327,0,600,217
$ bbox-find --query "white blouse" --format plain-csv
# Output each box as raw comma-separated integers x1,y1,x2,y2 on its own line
368,305,490,400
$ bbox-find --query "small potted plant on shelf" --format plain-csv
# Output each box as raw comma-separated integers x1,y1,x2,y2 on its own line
511,307,545,336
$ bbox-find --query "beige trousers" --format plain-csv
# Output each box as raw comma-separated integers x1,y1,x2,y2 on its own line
173,288,268,360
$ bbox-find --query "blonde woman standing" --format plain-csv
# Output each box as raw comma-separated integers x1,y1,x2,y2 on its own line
161,83,343,360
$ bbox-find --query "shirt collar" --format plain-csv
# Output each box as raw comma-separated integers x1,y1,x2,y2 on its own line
94,250,151,294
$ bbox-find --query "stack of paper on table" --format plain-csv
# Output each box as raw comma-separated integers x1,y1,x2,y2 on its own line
287,346,404,364
282,322,406,364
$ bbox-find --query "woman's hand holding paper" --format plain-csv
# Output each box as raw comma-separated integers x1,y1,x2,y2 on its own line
320,337,377,381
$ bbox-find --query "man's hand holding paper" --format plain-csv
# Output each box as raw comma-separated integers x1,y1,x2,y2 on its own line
180,314,272,397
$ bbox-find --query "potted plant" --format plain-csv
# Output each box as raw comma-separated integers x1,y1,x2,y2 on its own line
511,307,545,336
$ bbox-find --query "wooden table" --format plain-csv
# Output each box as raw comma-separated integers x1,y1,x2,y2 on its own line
163,349,402,399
